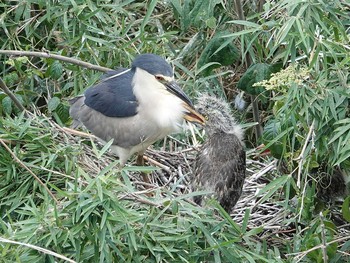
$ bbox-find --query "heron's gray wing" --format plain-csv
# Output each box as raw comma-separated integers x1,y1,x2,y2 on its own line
69,99,161,148
69,95,85,128
84,69,138,118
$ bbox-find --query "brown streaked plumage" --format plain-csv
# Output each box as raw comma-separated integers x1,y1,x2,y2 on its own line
193,94,246,213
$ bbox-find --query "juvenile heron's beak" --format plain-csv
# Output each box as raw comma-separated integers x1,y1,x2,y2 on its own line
165,81,205,125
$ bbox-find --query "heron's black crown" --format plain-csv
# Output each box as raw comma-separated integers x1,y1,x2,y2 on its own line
132,54,173,77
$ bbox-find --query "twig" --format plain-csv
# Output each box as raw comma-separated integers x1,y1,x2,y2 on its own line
33,165,76,180
251,95,263,139
119,193,162,207
319,212,328,263
0,139,58,203
287,235,350,262
298,177,311,222
251,160,276,181
143,155,171,171
0,50,111,72
337,250,350,257
0,77,29,117
0,50,112,119
188,122,199,146
0,138,16,145
61,127,97,139
0,237,76,263
294,120,315,188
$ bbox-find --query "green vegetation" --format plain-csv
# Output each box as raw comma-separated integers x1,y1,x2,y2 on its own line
1,0,350,262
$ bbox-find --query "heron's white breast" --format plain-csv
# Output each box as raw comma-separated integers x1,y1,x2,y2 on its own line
132,68,185,133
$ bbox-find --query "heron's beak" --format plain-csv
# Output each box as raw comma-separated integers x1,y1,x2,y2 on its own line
165,81,205,125
183,103,206,125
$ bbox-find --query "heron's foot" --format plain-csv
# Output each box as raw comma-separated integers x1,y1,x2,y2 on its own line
136,154,154,197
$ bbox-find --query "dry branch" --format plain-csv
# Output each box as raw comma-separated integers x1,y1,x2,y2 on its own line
0,49,113,116
0,77,29,117
0,50,111,72
0,237,76,263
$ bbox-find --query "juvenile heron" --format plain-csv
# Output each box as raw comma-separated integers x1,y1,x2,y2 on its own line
193,94,246,213
69,54,205,166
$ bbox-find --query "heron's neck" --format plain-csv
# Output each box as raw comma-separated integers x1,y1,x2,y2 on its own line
132,68,185,131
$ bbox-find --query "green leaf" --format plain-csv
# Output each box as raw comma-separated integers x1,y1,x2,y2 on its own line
140,0,158,33
275,16,296,45
206,17,216,29
48,97,60,112
335,147,350,166
2,96,12,115
257,175,290,204
262,119,294,159
47,60,63,80
53,103,70,124
97,139,114,159
227,20,261,28
237,63,279,95
342,196,350,223
328,118,350,145
3,72,19,86
197,31,239,76
245,227,263,237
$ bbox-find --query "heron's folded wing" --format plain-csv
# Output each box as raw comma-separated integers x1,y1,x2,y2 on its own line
84,69,138,118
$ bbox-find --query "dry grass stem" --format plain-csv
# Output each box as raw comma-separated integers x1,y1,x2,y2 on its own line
0,237,77,263
0,138,58,203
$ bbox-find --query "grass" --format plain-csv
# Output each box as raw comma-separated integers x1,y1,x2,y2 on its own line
0,112,349,262
1,0,350,262
0,114,271,262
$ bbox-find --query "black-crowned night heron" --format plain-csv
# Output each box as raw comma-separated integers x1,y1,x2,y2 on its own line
69,54,205,166
193,94,246,212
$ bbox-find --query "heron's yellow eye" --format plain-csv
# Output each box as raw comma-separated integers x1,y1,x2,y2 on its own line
204,115,209,121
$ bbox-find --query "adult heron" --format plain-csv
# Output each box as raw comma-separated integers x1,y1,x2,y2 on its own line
69,54,205,166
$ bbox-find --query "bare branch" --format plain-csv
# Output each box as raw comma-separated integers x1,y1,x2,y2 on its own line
0,50,111,72
295,120,315,187
319,212,328,263
0,50,113,115
0,77,29,117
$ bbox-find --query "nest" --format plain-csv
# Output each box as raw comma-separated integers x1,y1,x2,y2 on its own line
58,124,350,253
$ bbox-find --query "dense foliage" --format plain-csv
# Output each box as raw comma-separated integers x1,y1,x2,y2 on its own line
1,0,350,262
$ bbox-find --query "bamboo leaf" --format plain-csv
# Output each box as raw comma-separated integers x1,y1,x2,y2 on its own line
342,196,350,223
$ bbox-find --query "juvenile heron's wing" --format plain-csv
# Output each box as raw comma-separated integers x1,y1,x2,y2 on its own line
194,132,246,212
216,135,246,211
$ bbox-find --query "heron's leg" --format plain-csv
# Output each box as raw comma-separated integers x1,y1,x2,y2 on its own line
136,154,144,166
136,154,151,185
